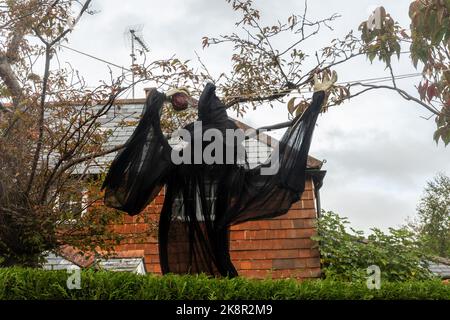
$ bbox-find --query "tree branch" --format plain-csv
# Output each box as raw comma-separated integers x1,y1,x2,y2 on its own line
25,46,51,195
25,0,94,196
55,144,125,179
225,87,293,109
0,56,23,106
242,81,444,134
49,0,92,46
351,82,441,116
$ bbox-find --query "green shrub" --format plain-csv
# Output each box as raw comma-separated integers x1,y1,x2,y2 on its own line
313,211,434,282
0,268,448,300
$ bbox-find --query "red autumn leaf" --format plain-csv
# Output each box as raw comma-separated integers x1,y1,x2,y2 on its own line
418,81,427,101
426,84,437,101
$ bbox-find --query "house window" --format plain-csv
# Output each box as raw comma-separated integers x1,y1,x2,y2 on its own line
173,181,217,221
55,188,88,223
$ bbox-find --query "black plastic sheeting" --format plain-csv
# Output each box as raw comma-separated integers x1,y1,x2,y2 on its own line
102,83,325,277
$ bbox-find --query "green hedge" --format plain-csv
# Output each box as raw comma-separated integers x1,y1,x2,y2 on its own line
0,268,448,300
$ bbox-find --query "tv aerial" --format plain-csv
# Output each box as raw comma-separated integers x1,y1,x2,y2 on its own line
124,25,150,99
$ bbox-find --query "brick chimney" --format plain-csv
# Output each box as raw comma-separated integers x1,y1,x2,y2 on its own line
144,87,157,98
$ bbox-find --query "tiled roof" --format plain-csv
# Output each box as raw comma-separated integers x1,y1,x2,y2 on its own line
76,100,323,174
55,244,96,268
43,247,146,274
97,258,146,274
43,252,80,271
233,118,323,169
428,258,450,279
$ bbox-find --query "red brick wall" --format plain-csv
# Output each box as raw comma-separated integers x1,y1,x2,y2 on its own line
229,179,320,279
109,178,320,280
111,196,162,274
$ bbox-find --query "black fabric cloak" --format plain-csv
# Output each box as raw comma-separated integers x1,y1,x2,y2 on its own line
102,83,325,277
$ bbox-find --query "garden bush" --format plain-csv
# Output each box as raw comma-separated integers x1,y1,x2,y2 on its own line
0,268,448,300
313,211,434,281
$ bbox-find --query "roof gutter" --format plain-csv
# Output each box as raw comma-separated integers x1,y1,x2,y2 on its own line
306,169,326,218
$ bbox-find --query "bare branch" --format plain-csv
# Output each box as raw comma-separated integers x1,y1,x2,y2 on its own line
350,82,441,116
55,144,125,179
25,46,51,195
26,0,94,195
49,0,92,46
0,56,23,106
225,87,292,108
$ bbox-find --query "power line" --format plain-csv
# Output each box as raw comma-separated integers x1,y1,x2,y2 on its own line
339,72,422,86
59,44,132,72
226,72,425,99
58,44,446,103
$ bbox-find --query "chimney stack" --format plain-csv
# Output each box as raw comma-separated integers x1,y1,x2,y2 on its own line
144,87,157,98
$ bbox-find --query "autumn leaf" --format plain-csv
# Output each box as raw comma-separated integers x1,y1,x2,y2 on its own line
287,97,297,115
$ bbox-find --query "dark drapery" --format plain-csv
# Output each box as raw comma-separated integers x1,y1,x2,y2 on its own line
102,83,325,277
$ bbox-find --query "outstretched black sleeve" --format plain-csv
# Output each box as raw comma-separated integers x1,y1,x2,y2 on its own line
219,90,326,226
101,91,173,215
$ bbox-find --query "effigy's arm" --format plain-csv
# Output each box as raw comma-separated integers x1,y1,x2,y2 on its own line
220,73,336,227
101,90,173,215
218,91,324,226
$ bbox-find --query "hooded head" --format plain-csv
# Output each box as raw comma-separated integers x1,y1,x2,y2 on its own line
165,87,196,111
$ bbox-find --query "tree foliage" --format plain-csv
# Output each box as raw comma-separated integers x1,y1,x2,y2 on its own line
202,0,353,116
0,0,201,266
313,211,433,282
360,0,450,145
201,0,449,143
411,173,450,258
410,0,450,145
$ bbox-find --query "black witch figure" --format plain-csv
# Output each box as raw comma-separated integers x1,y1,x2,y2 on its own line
101,72,336,277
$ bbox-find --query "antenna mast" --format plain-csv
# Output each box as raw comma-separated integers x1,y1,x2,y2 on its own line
128,27,149,99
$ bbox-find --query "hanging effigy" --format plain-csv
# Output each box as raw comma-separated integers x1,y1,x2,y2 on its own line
101,73,336,277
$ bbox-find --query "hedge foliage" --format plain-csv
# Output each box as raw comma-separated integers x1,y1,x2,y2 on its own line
0,268,448,300
313,211,433,281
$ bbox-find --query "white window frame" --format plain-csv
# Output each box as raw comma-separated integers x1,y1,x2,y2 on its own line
173,182,217,222
54,187,89,224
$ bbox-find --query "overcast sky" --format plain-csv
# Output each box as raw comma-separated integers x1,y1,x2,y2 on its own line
59,0,449,233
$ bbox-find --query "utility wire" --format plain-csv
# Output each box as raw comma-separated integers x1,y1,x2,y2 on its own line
225,72,425,99
58,44,446,103
59,44,132,72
